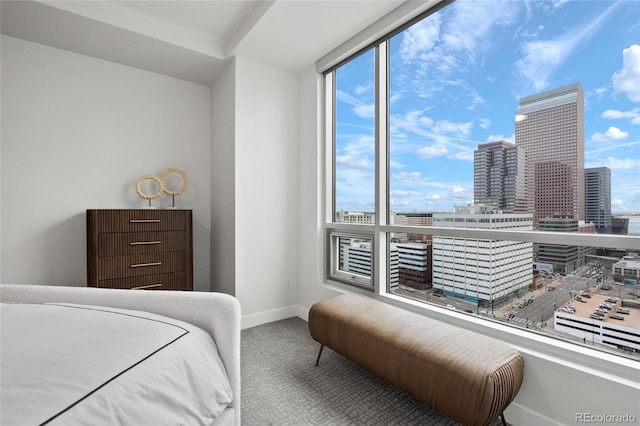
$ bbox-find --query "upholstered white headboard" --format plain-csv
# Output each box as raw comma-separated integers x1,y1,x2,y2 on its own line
0,284,241,426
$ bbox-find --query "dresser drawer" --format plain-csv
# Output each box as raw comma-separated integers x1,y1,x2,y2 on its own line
95,272,189,291
97,231,187,256
88,209,189,233
87,209,193,290
97,252,187,280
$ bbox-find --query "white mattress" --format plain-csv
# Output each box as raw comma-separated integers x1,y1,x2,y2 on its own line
1,302,233,425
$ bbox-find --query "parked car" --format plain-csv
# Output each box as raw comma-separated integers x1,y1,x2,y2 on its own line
547,286,555,291
590,313,604,320
576,297,587,303
610,315,624,321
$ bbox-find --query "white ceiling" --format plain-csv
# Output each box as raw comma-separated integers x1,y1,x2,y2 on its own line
0,0,408,86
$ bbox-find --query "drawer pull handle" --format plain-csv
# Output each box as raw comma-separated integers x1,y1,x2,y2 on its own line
131,283,162,290
130,262,162,268
130,241,161,246
130,219,161,223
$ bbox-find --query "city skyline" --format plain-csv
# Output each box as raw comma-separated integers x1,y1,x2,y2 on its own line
335,0,639,214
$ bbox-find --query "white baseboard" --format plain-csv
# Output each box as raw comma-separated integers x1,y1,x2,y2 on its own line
241,304,308,329
505,401,561,426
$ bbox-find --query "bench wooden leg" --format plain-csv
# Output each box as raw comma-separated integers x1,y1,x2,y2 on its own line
500,412,507,426
315,344,325,367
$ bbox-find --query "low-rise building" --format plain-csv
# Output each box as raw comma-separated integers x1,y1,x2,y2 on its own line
432,205,533,307
612,254,640,284
554,294,640,353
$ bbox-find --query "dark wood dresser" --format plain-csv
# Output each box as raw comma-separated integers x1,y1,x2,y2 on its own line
87,209,193,290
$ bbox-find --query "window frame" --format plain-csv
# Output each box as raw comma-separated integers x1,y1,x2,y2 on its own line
320,0,640,372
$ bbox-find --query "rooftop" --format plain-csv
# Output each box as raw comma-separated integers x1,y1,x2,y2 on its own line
559,293,640,329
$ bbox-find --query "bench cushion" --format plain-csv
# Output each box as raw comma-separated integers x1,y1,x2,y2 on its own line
308,293,523,426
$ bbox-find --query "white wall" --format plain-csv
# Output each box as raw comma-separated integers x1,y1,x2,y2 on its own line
0,35,213,291
233,57,299,328
210,59,236,296
296,66,342,309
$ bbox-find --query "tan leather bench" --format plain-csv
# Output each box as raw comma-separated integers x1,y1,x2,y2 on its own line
308,293,524,426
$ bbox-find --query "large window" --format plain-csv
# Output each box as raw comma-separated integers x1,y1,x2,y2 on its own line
324,0,640,360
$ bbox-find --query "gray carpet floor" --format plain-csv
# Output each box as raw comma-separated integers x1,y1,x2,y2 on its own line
241,317,506,426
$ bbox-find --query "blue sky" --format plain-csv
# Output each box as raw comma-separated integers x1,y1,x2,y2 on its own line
335,0,640,214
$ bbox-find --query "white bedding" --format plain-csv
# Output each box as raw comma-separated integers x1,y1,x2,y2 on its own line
1,302,233,425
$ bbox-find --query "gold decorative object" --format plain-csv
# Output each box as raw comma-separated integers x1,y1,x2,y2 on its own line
160,167,188,208
136,175,164,208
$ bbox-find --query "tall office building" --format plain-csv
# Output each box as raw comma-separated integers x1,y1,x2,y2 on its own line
584,167,612,233
515,83,584,225
474,141,526,213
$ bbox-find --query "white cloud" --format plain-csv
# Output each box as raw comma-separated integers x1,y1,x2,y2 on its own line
449,185,471,199
417,146,448,159
433,120,473,137
478,118,491,129
391,111,478,163
515,39,567,91
591,127,628,142
612,45,640,102
391,190,422,197
594,86,607,98
353,104,375,119
399,16,441,63
515,2,619,91
443,0,518,56
486,134,515,143
335,155,370,170
354,85,368,96
336,90,374,119
602,157,640,170
394,171,423,182
601,108,640,125
449,151,474,161
396,0,518,102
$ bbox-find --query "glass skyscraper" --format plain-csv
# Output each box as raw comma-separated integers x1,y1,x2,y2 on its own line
473,141,526,213
584,167,612,233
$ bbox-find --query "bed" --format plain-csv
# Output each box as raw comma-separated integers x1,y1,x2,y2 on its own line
0,283,241,426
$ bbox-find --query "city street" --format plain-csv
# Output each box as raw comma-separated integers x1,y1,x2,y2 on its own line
394,261,639,334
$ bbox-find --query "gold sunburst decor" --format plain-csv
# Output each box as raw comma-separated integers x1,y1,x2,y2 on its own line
160,167,188,196
136,175,164,208
160,167,188,208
